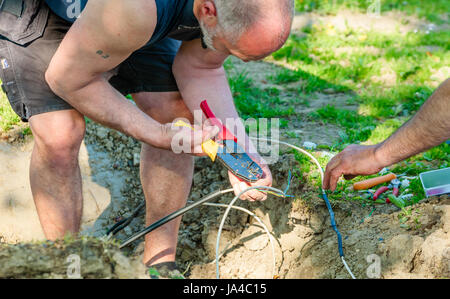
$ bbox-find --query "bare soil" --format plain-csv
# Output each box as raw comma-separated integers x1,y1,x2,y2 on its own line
1,122,448,279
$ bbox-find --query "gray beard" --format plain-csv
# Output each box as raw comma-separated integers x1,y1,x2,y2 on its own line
199,22,217,51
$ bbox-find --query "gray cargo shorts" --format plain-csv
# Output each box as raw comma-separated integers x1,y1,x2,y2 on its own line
0,10,181,122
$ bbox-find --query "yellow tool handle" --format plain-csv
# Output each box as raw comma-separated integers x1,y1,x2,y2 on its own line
353,173,397,190
173,120,219,161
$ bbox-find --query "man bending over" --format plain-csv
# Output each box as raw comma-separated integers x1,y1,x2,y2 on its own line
0,0,294,274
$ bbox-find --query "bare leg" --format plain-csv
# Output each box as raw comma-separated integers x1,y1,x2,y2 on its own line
29,109,86,240
133,92,194,265
140,143,193,265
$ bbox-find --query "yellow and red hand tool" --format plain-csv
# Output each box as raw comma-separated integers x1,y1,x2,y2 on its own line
174,100,264,182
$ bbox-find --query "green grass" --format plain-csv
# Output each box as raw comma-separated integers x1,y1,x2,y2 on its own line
295,0,449,24
310,105,376,147
267,6,449,148
272,27,449,117
363,118,404,144
225,61,295,121
267,2,449,204
269,67,350,94
0,90,21,132
228,1,449,206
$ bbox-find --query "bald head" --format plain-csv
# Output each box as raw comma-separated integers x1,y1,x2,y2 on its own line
195,0,294,60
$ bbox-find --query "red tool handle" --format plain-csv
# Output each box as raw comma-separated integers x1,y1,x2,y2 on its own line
200,100,237,142
373,186,389,200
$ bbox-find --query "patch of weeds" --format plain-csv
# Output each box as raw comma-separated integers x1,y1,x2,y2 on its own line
269,69,301,84
419,143,450,164
0,90,21,132
228,71,295,119
363,118,405,145
22,127,31,136
279,119,289,129
272,34,312,64
359,85,434,118
269,68,349,94
398,207,422,230
311,105,376,147
62,232,80,245
392,160,431,176
272,24,448,120
293,150,312,178
408,178,426,204
285,131,299,138
292,149,326,188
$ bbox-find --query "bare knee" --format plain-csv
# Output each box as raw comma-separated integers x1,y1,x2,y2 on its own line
30,110,85,167
133,92,193,124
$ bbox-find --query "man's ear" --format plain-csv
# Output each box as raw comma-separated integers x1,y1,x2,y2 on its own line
198,0,218,27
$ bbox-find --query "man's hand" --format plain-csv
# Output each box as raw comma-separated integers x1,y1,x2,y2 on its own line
324,79,450,192
228,155,272,201
323,144,386,191
159,122,219,156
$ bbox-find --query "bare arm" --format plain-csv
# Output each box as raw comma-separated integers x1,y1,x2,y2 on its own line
45,0,176,148
173,39,272,201
323,78,450,190
375,78,450,165
173,40,256,151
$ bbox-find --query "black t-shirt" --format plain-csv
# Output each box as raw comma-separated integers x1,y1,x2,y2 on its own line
45,0,201,44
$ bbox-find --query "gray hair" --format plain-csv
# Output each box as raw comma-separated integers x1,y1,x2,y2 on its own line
214,0,295,45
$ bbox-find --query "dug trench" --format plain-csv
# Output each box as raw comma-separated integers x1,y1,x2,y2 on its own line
0,120,448,279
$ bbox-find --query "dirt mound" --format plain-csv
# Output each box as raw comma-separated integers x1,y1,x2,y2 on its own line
284,195,450,279
0,237,145,279
180,160,450,279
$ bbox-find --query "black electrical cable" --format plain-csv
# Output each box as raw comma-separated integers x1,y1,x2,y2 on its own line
106,201,146,237
118,189,232,249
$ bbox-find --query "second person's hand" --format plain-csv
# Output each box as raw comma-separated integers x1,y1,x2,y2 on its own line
323,144,387,191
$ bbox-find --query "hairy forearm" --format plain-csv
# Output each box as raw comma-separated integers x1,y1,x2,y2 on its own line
375,78,450,166
48,75,165,148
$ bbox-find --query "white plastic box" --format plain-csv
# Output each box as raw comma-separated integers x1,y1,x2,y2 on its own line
419,167,450,197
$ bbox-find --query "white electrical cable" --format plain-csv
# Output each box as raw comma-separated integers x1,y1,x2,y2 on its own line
214,138,356,279
215,186,286,279
118,138,353,279
341,256,356,279
251,137,325,182
254,138,356,279
202,202,277,278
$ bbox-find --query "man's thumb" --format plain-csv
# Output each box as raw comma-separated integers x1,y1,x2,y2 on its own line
203,125,220,141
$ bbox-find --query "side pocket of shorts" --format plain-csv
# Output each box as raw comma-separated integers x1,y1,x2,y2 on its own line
0,0,49,46
0,40,28,121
